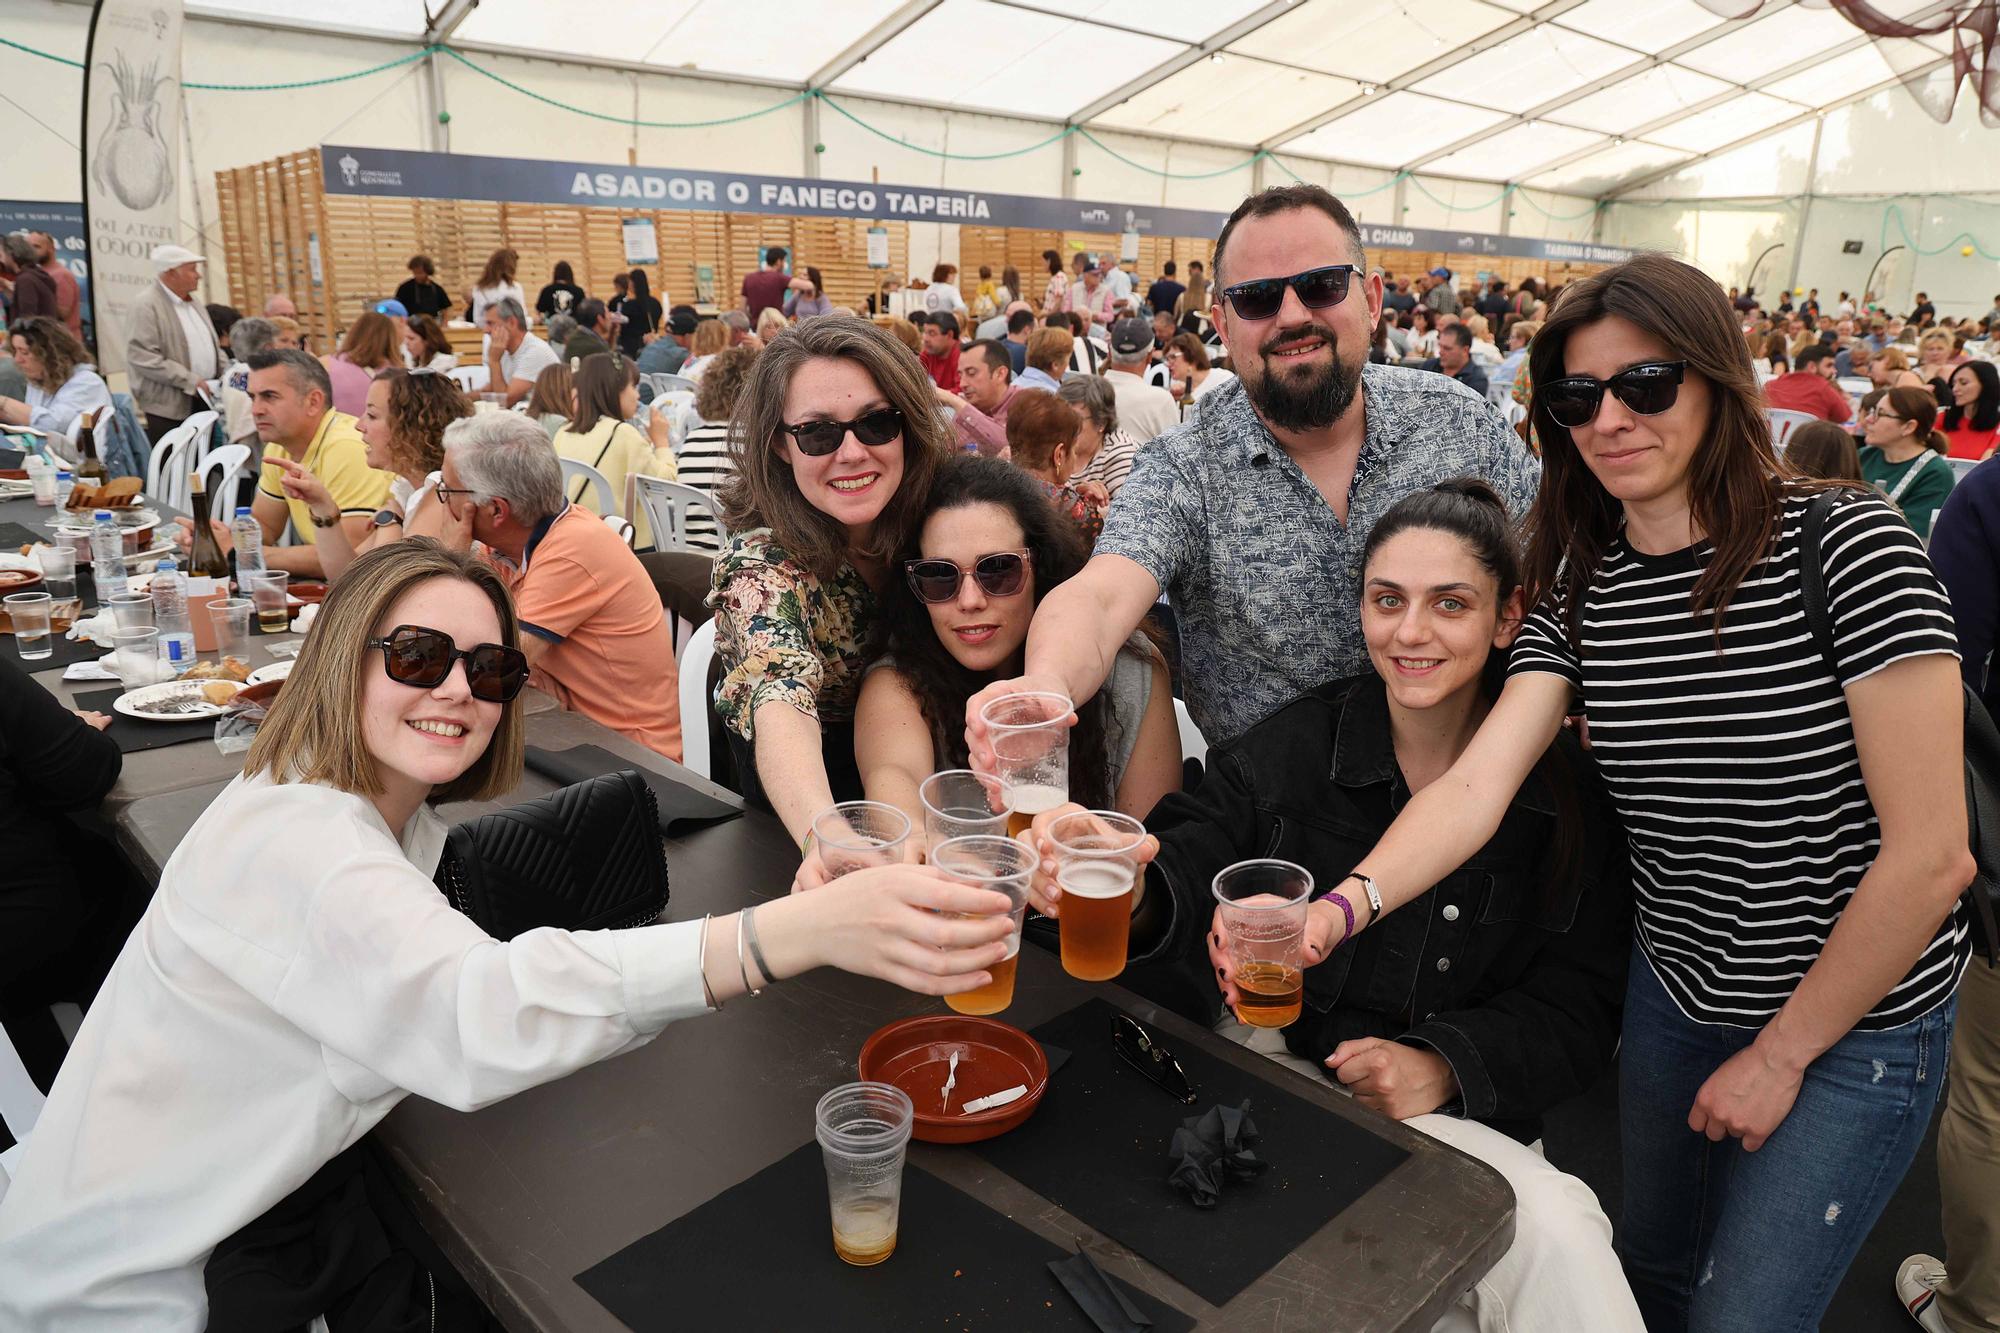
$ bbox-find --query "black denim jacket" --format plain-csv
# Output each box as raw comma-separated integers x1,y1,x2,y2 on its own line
1131,674,1632,1142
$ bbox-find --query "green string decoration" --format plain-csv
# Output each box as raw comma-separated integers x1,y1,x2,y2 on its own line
437,47,809,128
815,92,1072,160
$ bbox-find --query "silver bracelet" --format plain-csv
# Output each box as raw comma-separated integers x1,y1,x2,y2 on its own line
735,912,762,997
743,904,774,988
696,913,719,1010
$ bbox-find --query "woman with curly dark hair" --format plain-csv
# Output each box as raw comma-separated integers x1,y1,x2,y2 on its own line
855,455,1179,856
265,368,473,581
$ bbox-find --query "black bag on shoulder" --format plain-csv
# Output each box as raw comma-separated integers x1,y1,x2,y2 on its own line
433,770,670,940
1800,491,2000,964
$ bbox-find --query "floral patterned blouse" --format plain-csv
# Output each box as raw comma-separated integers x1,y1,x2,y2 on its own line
1041,479,1104,546
709,527,878,742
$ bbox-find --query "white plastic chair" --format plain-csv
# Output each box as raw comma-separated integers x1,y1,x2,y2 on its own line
1950,457,1980,486
651,391,697,449
447,364,489,395
1175,697,1208,771
1837,376,1874,398
1767,409,1817,450
144,410,218,512
633,475,724,553
655,373,697,395
559,457,620,517
602,513,636,547
198,443,252,510
678,616,718,780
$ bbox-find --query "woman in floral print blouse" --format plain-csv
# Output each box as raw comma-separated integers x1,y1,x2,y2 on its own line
712,316,954,847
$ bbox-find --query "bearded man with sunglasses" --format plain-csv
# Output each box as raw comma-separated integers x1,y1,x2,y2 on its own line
968,184,1539,751
435,413,682,761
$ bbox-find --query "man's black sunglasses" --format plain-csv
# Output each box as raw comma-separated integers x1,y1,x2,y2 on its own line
904,551,1031,604
1112,1012,1195,1104
1539,360,1688,429
367,624,530,703
1220,264,1357,321
781,406,904,457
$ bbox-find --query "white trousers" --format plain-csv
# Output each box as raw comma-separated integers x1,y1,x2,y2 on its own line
1216,1020,1645,1333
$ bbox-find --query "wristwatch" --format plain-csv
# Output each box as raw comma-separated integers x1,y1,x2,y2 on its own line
1316,872,1383,917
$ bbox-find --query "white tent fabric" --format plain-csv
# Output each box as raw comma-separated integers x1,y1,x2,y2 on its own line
177,0,1974,193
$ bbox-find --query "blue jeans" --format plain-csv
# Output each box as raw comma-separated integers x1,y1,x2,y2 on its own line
1617,943,1955,1332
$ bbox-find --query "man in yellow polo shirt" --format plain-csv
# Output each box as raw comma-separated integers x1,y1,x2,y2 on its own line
239,349,391,578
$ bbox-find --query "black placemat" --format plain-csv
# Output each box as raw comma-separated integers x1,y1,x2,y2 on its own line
0,520,43,549
575,1142,1194,1333
524,743,744,834
968,998,1410,1307
72,686,220,753
4,628,106,671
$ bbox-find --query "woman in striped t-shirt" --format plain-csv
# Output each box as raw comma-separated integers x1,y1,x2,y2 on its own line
675,343,757,553
1281,254,1971,1333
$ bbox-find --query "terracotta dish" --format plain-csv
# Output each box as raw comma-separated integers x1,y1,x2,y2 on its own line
859,1014,1049,1144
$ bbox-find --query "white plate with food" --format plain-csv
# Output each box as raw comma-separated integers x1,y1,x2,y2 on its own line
112,679,243,722
245,660,294,686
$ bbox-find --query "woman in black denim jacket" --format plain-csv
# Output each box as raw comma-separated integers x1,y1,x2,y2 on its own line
1038,480,1644,1329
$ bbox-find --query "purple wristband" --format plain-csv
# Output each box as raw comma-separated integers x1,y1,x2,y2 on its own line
1312,888,1355,947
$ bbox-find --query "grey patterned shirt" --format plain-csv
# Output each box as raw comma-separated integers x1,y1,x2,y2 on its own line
1096,364,1540,742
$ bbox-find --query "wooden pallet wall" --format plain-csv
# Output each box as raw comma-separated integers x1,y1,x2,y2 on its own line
957,226,1216,312
216,150,910,349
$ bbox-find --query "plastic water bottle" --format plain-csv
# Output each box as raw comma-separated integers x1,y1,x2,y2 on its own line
231,506,265,579
150,558,196,669
90,509,128,602
54,470,74,509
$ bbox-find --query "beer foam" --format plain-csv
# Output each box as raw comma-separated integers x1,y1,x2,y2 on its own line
1058,860,1134,900
1003,783,1067,815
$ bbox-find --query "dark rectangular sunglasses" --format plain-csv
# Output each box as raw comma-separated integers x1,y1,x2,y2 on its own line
367,624,530,703
1539,360,1687,429
1219,264,1357,321
781,406,905,458
904,550,1031,604
1112,1012,1196,1104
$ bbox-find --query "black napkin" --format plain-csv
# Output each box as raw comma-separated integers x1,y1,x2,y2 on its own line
574,1142,1194,1332
523,744,743,835
0,448,25,469
1048,1245,1154,1333
1165,1100,1268,1210
73,686,219,753
0,520,43,549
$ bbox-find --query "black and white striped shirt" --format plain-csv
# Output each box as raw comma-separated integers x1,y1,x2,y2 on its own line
1508,489,1967,1030
675,420,733,554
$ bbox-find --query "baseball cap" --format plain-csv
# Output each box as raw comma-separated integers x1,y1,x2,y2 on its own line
1110,317,1154,355
151,244,205,272
668,304,699,336
372,298,409,318
1427,267,1451,279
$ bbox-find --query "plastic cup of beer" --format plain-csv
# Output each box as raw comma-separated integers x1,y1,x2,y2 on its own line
1212,860,1314,1029
107,591,154,632
812,801,912,879
5,592,54,661
109,626,163,692
209,597,255,659
1049,810,1146,982
38,544,78,617
919,769,1008,852
246,571,291,632
979,691,1074,837
931,834,1035,1016
814,1081,914,1267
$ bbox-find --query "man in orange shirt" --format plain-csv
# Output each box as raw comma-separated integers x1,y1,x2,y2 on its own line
437,414,681,761
1763,343,1854,424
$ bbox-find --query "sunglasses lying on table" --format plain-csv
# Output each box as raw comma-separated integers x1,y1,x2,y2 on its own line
1113,1012,1196,1105
367,624,531,703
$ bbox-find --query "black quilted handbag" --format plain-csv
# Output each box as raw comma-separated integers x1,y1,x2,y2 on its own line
433,770,669,941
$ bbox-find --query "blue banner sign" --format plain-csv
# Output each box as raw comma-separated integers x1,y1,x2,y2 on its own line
0,200,93,345
320,145,1630,265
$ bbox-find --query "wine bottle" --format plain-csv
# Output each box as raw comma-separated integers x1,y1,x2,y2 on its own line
186,470,231,581
74,411,108,486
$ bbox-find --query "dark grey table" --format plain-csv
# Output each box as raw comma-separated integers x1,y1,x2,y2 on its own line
115,709,1515,1333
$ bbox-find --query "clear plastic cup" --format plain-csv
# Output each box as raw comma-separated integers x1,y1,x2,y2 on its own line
245,570,290,632
979,691,1074,837
106,591,155,633
1049,810,1146,982
919,769,1008,851
815,1082,914,1267
931,835,1036,1016
38,544,78,616
812,801,912,879
109,626,164,691
5,592,54,660
209,597,254,659
1212,859,1315,1030
28,463,57,506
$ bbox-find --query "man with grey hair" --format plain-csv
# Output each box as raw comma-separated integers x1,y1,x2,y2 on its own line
129,244,224,442
176,348,390,577
481,296,559,408
720,309,752,346
437,413,683,759
218,315,281,444
2,233,59,321
1102,317,1178,444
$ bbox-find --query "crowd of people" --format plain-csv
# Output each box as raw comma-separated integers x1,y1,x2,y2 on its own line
7,184,2000,1333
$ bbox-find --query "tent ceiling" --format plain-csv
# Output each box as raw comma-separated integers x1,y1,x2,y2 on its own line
186,0,1968,194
